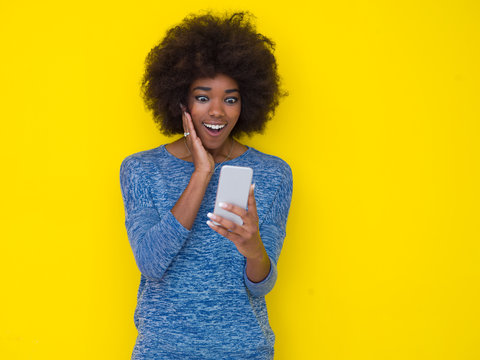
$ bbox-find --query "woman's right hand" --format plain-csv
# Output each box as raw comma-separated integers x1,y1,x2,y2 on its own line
181,105,215,175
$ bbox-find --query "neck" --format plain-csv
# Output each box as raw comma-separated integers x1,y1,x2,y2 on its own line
205,137,234,162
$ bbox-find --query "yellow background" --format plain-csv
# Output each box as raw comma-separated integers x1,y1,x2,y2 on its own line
1,1,479,359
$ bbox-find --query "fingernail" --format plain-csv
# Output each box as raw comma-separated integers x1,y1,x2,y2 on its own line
252,183,255,190
219,202,227,209
206,220,214,227
207,212,216,219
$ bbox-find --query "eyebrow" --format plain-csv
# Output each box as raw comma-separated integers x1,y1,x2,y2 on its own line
192,86,239,94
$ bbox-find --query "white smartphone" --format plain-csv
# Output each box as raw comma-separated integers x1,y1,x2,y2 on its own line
213,165,253,226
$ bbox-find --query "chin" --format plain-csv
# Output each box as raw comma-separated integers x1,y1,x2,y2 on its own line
198,130,232,149
202,138,225,151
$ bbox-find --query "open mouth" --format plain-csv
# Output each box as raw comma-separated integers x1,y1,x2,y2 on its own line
202,122,227,136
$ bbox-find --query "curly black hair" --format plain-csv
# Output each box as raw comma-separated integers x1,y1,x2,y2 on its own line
140,11,287,137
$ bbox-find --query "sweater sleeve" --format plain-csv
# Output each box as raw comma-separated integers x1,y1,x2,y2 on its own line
120,156,191,281
244,163,293,297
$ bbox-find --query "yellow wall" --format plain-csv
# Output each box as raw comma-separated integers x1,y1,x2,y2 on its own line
1,1,479,359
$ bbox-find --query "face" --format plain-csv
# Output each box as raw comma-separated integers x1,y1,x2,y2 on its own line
186,73,241,150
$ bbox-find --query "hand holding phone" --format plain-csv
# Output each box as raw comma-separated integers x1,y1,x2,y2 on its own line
207,166,268,265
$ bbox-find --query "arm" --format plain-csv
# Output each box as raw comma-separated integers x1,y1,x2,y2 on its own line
120,156,191,281
120,110,215,281
120,157,215,281
207,163,293,297
245,164,293,297
207,184,271,283
171,108,215,230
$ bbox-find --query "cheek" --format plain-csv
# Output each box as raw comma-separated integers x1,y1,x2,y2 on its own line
186,99,195,114
229,107,241,123
186,103,202,120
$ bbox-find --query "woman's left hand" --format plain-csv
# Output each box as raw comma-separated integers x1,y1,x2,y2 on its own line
207,184,266,260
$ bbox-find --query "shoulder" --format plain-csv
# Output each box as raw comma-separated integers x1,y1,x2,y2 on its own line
120,145,170,175
246,147,293,184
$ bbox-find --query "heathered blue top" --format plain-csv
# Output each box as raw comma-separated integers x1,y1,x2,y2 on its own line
120,144,293,359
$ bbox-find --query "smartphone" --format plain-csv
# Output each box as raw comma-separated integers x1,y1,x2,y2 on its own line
213,165,253,226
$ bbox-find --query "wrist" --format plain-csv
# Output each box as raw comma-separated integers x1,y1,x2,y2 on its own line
245,249,270,283
247,246,269,263
192,169,213,182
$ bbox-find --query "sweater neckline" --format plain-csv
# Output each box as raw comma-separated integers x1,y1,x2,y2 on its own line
160,144,252,166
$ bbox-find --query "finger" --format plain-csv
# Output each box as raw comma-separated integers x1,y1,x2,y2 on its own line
182,112,195,152
184,111,198,140
247,184,259,218
207,212,247,237
218,202,247,219
206,220,242,242
180,106,187,134
179,104,196,142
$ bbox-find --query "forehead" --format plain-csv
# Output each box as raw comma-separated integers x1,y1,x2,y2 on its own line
189,73,239,91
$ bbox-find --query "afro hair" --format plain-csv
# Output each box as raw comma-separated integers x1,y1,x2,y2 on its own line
140,11,287,137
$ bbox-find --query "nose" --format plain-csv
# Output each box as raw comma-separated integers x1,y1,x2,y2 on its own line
208,99,225,118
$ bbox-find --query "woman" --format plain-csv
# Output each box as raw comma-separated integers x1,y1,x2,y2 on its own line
120,11,293,359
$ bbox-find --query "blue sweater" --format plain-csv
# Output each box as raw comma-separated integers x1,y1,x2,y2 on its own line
120,144,293,359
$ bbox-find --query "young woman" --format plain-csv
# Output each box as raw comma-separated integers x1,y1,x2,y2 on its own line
120,12,293,359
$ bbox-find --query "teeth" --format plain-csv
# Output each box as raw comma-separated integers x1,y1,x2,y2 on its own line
203,123,226,130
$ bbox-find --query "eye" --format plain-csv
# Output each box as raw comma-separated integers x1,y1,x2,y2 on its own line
195,95,209,103
224,97,239,104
